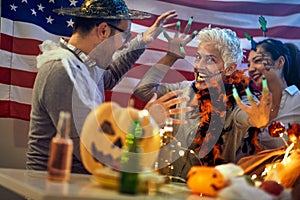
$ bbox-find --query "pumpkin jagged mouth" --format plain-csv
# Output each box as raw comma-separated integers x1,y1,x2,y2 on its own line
91,142,121,169
210,184,223,191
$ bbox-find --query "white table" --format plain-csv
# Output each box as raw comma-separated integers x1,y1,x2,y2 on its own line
0,168,214,200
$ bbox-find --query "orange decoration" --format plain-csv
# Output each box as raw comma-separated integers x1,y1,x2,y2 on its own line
287,123,300,143
268,121,285,137
80,102,160,174
186,166,226,196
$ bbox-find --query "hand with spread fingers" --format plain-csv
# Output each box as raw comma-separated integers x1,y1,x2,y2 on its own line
144,90,193,126
142,10,178,43
233,76,272,128
163,16,198,59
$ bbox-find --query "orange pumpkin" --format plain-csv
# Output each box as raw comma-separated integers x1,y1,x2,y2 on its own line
187,166,226,196
80,102,161,174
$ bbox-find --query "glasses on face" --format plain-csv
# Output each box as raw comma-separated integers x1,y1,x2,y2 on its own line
107,23,131,43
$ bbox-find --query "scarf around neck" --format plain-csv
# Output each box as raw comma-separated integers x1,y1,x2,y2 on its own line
190,69,252,165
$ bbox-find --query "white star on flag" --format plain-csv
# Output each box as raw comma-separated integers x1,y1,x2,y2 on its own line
31,8,37,16
46,16,54,24
21,0,28,3
69,0,78,7
67,19,74,27
37,4,45,12
49,0,55,3
10,4,18,11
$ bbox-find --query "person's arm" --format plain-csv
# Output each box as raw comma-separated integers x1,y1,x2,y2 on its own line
103,34,147,90
42,62,74,131
42,61,90,169
102,10,179,90
134,63,173,101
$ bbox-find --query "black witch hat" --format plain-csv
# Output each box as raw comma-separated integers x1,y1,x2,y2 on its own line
53,0,153,20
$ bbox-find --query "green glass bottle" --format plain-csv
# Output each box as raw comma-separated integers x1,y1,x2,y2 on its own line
119,121,142,194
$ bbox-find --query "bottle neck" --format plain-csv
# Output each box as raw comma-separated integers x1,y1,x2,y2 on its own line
56,111,71,138
163,118,173,142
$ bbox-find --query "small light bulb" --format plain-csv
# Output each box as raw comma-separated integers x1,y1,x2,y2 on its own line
177,141,182,147
251,174,257,180
179,150,185,157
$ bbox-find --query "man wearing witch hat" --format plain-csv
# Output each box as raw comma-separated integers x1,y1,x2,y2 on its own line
26,0,181,173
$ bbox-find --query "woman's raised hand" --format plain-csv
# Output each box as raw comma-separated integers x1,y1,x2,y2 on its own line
163,16,198,59
233,76,273,128
144,90,193,126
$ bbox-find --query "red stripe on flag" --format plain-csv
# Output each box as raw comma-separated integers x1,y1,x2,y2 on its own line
129,64,194,81
133,19,300,40
129,32,197,56
158,0,300,16
147,41,197,57
163,69,195,82
0,67,37,88
105,90,147,110
0,33,41,56
0,91,148,122
1,63,195,90
0,101,31,121
126,64,151,79
0,67,11,85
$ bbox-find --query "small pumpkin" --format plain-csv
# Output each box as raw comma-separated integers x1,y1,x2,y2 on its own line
80,102,160,174
187,166,226,196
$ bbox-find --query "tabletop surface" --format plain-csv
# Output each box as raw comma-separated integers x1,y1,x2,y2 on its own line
0,168,214,200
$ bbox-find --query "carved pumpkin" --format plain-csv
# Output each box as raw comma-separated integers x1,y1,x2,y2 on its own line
80,102,160,174
187,166,226,196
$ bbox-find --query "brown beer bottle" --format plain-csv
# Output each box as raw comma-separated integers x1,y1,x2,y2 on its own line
47,111,73,181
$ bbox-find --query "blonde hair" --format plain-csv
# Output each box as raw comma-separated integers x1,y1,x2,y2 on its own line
197,27,243,69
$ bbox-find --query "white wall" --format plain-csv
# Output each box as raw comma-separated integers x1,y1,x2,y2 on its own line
0,119,28,169
0,117,28,199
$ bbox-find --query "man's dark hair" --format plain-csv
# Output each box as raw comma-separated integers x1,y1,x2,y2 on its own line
73,17,121,35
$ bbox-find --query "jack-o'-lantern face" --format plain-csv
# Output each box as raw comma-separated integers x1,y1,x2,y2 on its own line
80,102,160,174
187,166,226,196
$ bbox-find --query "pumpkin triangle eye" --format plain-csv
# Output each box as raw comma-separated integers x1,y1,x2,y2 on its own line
100,120,115,136
113,137,123,148
212,172,217,178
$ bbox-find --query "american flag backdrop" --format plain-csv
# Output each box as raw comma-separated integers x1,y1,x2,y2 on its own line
1,0,300,122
